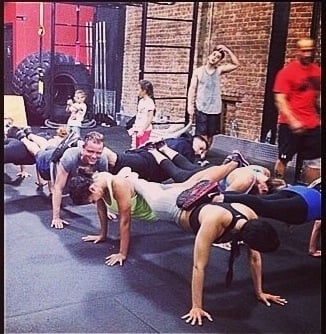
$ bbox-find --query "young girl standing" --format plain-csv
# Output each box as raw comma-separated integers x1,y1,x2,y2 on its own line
66,89,87,138
128,80,155,148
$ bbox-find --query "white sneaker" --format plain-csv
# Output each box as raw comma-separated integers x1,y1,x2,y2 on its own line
212,242,231,250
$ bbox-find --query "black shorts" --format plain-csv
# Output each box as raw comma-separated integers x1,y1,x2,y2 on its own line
277,124,321,162
195,110,221,137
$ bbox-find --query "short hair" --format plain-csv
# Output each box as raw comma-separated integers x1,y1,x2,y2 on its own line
84,131,104,146
240,218,280,252
69,168,94,205
212,47,225,61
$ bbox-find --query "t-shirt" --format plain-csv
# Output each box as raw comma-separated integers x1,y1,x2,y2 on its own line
133,97,155,131
59,146,108,184
273,60,321,129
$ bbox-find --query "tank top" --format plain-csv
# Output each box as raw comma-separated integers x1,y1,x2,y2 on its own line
196,66,222,114
103,177,157,221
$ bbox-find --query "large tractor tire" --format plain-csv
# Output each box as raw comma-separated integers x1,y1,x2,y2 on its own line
12,52,92,125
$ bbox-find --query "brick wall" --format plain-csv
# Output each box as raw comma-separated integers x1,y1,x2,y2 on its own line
121,2,320,141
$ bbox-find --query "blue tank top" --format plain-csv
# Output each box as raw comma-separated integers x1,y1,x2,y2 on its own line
285,185,321,221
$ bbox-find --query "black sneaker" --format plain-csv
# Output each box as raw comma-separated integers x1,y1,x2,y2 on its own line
222,154,233,165
50,132,79,163
176,180,220,210
231,150,249,167
23,126,33,137
16,129,27,140
155,140,166,150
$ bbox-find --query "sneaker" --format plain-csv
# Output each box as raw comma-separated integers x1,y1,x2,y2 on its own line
197,159,210,167
176,180,220,210
50,131,79,163
212,242,232,250
231,150,249,167
155,140,166,150
222,154,233,165
23,126,33,137
16,129,27,140
142,142,157,151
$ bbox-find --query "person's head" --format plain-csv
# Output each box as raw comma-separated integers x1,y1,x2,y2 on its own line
240,218,280,252
81,131,104,165
192,135,209,159
296,38,315,66
138,80,155,100
265,177,287,194
56,126,68,138
207,47,225,66
69,168,105,205
74,89,87,103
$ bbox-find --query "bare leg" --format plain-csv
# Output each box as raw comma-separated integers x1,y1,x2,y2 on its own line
308,220,321,257
20,137,42,156
176,160,239,187
27,133,49,150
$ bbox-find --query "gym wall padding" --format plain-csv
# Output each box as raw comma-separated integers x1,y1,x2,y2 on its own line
4,95,28,127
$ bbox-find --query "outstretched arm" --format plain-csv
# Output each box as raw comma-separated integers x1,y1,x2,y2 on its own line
82,198,109,244
105,177,133,266
182,218,218,326
247,248,288,306
51,163,70,229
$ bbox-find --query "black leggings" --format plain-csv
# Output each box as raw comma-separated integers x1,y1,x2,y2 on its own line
223,190,308,225
159,154,203,182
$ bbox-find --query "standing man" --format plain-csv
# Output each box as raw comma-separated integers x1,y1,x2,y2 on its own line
273,37,321,184
187,44,240,150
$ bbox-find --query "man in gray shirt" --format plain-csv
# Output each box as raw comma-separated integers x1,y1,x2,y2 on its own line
51,131,108,229
187,44,240,150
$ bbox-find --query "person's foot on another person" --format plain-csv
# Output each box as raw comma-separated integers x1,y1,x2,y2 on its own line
231,150,250,167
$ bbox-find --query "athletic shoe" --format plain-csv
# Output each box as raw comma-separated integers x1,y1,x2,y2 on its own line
50,131,79,163
141,142,157,151
23,126,33,137
155,140,166,150
222,154,233,165
231,150,249,167
176,180,220,210
16,129,27,140
197,159,210,167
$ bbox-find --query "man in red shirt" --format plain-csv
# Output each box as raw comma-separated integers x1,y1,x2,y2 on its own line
273,37,321,183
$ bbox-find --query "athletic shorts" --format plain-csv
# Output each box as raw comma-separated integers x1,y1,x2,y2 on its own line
195,110,221,137
35,149,55,180
277,124,321,162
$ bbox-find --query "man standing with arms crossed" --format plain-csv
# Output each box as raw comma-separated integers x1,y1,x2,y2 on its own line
187,44,240,150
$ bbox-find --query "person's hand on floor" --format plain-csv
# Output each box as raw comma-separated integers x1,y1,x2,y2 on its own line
105,252,126,266
82,235,106,244
256,292,288,307
181,307,213,326
51,218,70,229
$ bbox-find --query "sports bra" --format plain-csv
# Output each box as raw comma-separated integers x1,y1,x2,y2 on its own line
189,202,248,243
